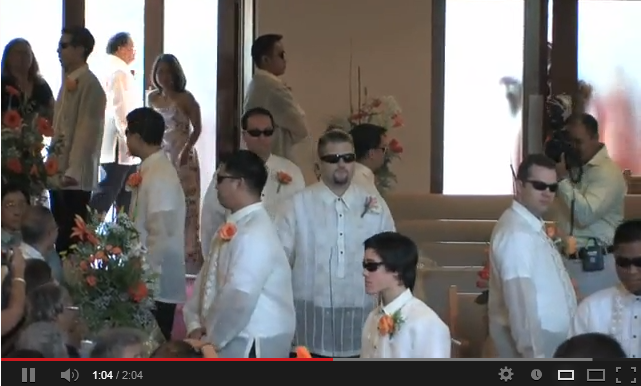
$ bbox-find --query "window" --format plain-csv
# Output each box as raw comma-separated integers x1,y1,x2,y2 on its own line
578,0,641,174
0,0,64,98
85,0,146,104
442,0,525,195
164,0,219,198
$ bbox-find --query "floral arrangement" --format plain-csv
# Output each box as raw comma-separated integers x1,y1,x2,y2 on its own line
378,310,404,338
63,209,157,336
1,85,63,197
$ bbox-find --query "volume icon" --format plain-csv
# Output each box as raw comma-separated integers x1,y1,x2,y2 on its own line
61,369,80,382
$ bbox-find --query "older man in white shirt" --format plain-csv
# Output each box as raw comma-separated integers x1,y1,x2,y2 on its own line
125,107,186,340
200,107,304,257
554,113,627,297
350,123,388,193
91,32,140,216
570,219,641,358
274,129,395,358
184,150,295,358
489,154,577,358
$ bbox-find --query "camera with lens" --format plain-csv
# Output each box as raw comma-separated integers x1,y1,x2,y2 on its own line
543,94,581,169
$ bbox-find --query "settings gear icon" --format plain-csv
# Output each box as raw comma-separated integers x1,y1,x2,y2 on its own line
499,367,514,382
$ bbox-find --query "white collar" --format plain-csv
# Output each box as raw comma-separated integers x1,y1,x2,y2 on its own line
254,68,283,84
20,242,45,260
314,181,362,210
586,145,611,167
511,200,546,232
228,202,264,223
382,288,413,315
66,64,89,81
107,54,130,72
139,150,165,176
356,162,374,176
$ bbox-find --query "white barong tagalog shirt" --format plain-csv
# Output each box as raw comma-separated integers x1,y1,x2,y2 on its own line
200,154,305,257
361,289,451,358
184,203,296,358
353,162,378,193
274,181,395,357
130,150,186,304
570,284,641,358
489,201,577,358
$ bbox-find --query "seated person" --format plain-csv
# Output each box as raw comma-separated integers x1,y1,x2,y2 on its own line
554,333,627,358
90,328,146,358
569,219,641,359
360,232,451,358
15,321,69,358
20,205,63,282
151,339,217,358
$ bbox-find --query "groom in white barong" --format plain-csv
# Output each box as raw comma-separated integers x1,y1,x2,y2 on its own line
489,154,577,358
184,150,295,358
274,129,395,358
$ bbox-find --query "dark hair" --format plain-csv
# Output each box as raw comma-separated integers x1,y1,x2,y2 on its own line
251,34,283,68
27,282,66,323
61,26,95,60
1,38,42,82
363,231,418,290
241,107,275,130
90,328,146,358
613,219,641,247
1,181,29,202
516,153,556,181
221,150,268,197
24,259,53,294
151,54,187,92
6,349,45,358
317,129,354,157
106,32,131,55
554,333,627,358
570,113,599,138
21,205,55,246
350,124,387,161
151,341,203,358
126,107,166,146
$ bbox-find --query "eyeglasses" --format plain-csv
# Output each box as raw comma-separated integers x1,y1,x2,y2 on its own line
615,257,641,269
320,153,356,164
244,128,275,137
362,261,384,272
526,180,559,193
216,175,240,185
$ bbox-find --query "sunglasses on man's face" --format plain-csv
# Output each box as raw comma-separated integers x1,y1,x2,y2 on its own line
526,180,559,193
362,261,384,272
615,257,641,269
320,153,356,164
244,128,275,137
216,174,240,185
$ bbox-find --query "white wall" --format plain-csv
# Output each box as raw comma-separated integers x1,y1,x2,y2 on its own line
256,0,433,193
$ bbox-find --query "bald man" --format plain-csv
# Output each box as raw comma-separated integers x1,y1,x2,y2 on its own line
19,206,63,282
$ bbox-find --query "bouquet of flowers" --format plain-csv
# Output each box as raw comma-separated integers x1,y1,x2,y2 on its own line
64,209,157,336
1,85,63,197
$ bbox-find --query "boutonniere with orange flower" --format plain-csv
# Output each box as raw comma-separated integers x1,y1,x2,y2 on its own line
360,196,380,218
65,77,78,92
125,171,142,191
219,222,237,242
295,346,312,358
378,309,404,339
275,171,292,193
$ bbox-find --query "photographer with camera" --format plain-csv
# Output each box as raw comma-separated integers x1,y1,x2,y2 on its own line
552,113,627,297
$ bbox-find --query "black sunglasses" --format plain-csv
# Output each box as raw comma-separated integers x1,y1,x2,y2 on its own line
244,128,275,137
527,180,558,193
320,153,356,164
216,175,241,184
362,261,384,272
615,257,641,269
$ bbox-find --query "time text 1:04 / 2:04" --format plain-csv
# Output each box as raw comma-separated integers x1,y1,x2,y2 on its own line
92,371,143,380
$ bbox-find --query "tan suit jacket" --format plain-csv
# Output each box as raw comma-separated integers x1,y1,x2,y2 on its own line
243,70,308,161
52,65,107,191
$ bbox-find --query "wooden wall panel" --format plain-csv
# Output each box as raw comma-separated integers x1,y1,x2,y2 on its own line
429,0,445,194
144,0,164,91
63,0,84,27
550,0,578,101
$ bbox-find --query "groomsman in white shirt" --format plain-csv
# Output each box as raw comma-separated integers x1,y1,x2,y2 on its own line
350,123,388,193
184,150,295,358
570,219,641,358
274,129,395,358
200,107,304,257
91,32,140,215
489,154,577,358
125,107,186,340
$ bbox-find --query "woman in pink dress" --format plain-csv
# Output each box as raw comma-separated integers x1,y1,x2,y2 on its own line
148,54,203,274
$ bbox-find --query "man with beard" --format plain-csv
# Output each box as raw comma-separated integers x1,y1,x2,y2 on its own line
570,219,641,359
274,129,395,358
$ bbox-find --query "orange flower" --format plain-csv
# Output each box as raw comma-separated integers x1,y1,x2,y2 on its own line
44,157,58,176
65,77,78,92
546,224,557,238
5,85,20,97
2,110,22,129
128,281,148,302
126,171,142,189
378,314,394,336
295,346,312,358
388,139,403,154
36,117,54,137
79,260,89,271
6,158,22,173
218,223,237,241
70,215,89,241
391,114,404,128
276,171,292,184
86,275,97,287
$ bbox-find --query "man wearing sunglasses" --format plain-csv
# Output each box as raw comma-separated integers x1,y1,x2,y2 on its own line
274,129,395,358
200,107,305,258
489,154,577,358
555,114,626,297
569,219,641,358
350,123,388,193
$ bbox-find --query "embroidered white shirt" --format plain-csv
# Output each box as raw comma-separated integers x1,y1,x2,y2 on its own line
570,285,641,358
200,154,305,257
353,162,378,193
274,181,395,357
489,201,577,358
361,289,451,358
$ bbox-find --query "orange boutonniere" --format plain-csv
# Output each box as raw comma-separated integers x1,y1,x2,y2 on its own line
125,172,142,191
65,77,78,92
295,346,312,358
378,309,404,338
219,223,237,241
276,171,292,193
361,196,380,218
